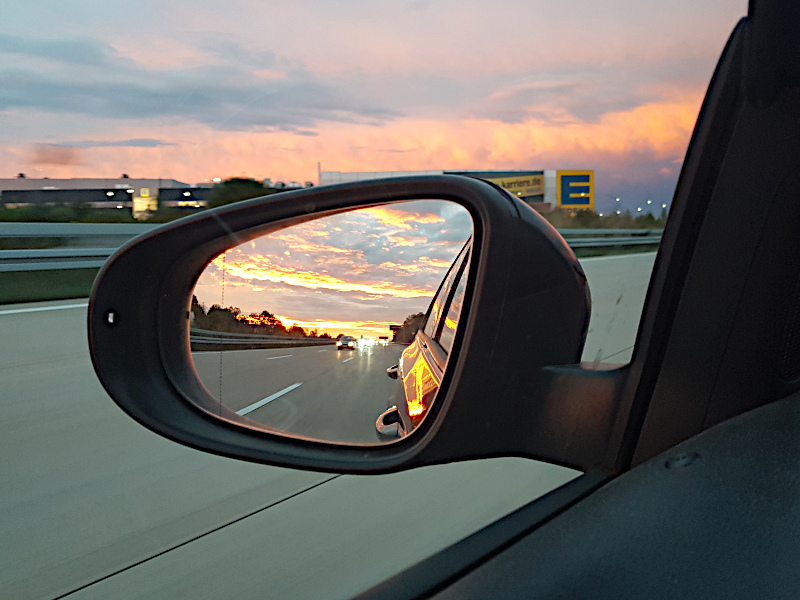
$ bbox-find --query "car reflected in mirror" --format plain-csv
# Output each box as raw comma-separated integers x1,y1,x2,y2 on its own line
189,199,473,445
381,241,470,437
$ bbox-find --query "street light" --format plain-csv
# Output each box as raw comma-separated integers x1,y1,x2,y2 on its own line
637,207,642,212
615,197,620,202
662,203,667,208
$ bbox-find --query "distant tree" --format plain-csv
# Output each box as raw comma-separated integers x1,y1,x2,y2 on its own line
394,312,425,344
207,178,274,209
190,295,206,325
201,305,251,334
287,325,307,338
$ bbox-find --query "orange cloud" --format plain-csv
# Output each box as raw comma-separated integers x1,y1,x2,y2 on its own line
356,206,445,230
212,254,435,298
10,89,701,185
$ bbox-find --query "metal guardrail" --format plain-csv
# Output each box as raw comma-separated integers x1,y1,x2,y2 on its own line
0,223,662,272
0,247,119,272
190,328,335,351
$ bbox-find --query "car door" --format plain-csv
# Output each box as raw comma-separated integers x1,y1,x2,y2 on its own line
399,242,471,431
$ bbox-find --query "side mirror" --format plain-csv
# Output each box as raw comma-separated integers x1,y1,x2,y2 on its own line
88,175,593,474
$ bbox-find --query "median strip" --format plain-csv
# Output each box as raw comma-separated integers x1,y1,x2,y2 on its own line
237,383,303,416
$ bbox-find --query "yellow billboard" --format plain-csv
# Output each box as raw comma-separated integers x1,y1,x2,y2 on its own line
485,174,544,198
557,170,594,210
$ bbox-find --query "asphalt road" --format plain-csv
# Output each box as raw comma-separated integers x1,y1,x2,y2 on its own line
192,344,403,444
0,252,655,599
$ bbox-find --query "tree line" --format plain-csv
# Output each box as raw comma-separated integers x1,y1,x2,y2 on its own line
192,296,428,344
191,296,334,339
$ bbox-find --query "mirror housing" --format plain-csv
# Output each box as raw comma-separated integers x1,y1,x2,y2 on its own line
88,175,592,474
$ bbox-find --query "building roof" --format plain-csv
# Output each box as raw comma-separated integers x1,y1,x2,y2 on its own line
0,178,210,192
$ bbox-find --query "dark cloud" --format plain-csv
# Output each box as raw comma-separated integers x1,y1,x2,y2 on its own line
0,35,401,132
0,33,129,68
0,28,717,136
29,144,82,166
470,73,651,124
54,138,175,148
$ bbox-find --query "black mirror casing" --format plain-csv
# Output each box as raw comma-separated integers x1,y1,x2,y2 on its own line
88,175,591,473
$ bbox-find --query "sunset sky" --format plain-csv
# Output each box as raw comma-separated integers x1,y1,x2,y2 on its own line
1,0,746,213
193,200,472,337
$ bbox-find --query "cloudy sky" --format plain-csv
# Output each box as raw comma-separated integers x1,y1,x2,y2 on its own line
1,0,745,212
193,200,471,337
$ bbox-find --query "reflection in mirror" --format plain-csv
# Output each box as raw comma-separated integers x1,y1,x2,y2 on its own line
190,200,472,445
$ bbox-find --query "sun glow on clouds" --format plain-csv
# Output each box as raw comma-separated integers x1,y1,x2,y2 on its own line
274,317,395,339
212,255,434,299
6,93,701,194
194,200,472,337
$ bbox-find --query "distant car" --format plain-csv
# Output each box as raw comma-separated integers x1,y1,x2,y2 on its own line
336,336,356,350
377,336,389,346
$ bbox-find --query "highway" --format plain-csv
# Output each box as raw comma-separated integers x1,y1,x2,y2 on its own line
192,344,403,444
0,252,654,599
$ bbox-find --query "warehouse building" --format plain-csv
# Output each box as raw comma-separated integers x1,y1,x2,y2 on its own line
0,177,213,218
318,169,594,211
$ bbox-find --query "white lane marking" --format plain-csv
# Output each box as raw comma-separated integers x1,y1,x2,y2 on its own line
318,349,328,352
342,357,354,363
267,354,292,360
237,383,303,415
0,302,88,316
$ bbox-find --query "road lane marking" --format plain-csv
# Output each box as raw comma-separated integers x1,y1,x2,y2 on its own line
318,349,328,352
267,354,292,360
237,383,303,415
0,302,88,316
342,357,354,363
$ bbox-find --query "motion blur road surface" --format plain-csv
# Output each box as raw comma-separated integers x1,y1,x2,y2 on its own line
0,252,654,599
193,343,402,444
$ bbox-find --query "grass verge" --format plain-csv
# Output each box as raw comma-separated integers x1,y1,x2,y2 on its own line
0,268,98,304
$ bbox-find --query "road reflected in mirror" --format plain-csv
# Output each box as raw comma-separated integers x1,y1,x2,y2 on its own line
190,199,472,445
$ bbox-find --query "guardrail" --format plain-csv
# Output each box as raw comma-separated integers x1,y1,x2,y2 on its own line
0,223,662,272
190,328,336,351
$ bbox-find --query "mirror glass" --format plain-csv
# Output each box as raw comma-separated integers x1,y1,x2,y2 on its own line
190,199,473,445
